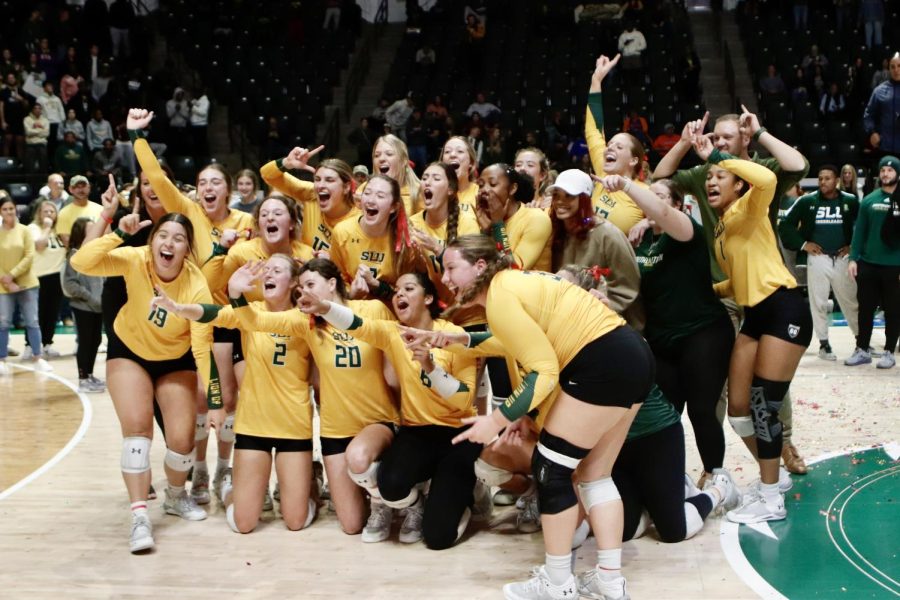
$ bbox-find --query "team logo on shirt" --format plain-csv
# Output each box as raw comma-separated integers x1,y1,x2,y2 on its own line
788,324,800,339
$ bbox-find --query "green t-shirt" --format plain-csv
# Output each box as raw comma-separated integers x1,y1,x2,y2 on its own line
810,196,847,254
626,384,681,441
850,189,900,266
671,154,808,281
635,219,728,351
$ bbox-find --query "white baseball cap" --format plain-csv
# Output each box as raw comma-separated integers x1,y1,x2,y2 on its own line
547,169,594,197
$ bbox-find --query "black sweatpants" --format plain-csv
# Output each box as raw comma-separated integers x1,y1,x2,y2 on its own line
613,421,712,543
72,308,103,379
37,273,63,347
856,261,900,352
377,424,482,550
653,314,734,473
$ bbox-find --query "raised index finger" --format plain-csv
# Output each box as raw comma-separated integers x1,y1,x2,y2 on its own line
132,194,141,214
307,144,325,158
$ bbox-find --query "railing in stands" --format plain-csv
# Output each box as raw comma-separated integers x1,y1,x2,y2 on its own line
344,21,385,122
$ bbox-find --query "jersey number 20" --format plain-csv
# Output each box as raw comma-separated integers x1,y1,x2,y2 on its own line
335,345,361,368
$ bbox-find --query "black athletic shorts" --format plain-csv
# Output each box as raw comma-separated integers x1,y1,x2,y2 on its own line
319,422,397,456
235,433,312,453
107,331,196,380
559,325,655,408
213,326,245,363
740,287,813,347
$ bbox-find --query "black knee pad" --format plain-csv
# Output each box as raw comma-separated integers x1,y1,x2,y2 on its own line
531,430,590,515
750,376,790,460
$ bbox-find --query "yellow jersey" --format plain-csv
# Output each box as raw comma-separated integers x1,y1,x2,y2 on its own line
71,232,219,406
203,237,314,303
209,304,312,439
496,206,553,271
585,93,646,233
234,300,399,437
330,216,400,287
259,160,361,252
710,154,797,307
458,182,477,208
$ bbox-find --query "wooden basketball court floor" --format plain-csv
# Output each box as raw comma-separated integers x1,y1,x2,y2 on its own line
0,327,896,599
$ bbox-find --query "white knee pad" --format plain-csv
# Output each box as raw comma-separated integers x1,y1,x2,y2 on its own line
218,413,236,443
381,486,419,510
302,498,317,529
571,518,591,549
630,509,651,540
683,502,705,540
348,461,380,494
728,415,754,437
225,503,240,533
165,448,194,472
474,458,514,487
121,437,152,474
195,414,209,442
577,477,621,512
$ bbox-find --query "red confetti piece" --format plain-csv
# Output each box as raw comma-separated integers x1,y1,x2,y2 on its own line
793,493,802,500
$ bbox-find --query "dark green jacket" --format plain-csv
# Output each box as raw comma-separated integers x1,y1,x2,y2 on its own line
778,190,859,265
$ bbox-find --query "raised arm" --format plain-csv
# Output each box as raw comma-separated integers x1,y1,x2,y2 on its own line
127,108,194,216
585,54,620,177
652,113,707,180
600,174,694,241
259,146,323,203
739,104,807,173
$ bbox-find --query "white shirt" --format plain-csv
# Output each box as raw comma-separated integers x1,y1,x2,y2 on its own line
617,30,647,57
190,95,210,126
37,93,66,125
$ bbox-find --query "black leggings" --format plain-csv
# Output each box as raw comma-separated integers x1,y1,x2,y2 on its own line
613,421,712,543
32,273,63,347
377,424,482,550
856,261,900,352
653,314,734,473
72,308,103,379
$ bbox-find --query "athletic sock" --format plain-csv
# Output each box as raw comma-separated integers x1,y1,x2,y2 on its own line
544,552,572,585
596,548,622,579
216,458,230,472
167,484,185,497
759,482,780,502
686,493,714,520
194,461,208,476
130,500,148,519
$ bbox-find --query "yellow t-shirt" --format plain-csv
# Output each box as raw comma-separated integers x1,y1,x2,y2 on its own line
71,232,217,403
330,216,400,286
711,156,797,307
503,206,553,271
259,160,361,251
203,237,313,303
211,305,312,439
56,201,103,237
234,300,399,438
27,224,66,277
0,223,39,292
458,181,477,208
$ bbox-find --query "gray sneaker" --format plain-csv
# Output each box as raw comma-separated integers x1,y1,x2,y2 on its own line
471,481,493,522
516,491,542,533
876,351,895,369
844,347,872,366
577,568,630,600
191,469,211,505
129,514,154,553
164,488,208,521
398,496,424,544
361,500,392,543
818,343,836,361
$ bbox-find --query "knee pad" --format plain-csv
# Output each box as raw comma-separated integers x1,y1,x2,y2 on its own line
728,415,754,437
121,437,152,474
164,448,194,472
348,461,380,496
532,430,589,515
218,413,236,443
194,414,209,442
577,476,621,512
381,485,419,510
302,498,317,529
225,503,240,533
683,501,705,541
750,377,790,460
474,458,514,487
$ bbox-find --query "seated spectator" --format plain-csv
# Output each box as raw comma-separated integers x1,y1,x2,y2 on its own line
801,44,829,76
483,126,507,165
466,126,484,167
406,110,428,173
53,131,89,178
58,108,85,144
618,23,647,74
165,87,190,154
819,82,847,120
85,108,112,153
425,95,448,120
871,57,890,89
22,54,46,99
810,64,826,98
347,117,376,168
369,97,389,132
623,108,651,147
465,13,485,42
65,83,97,124
791,67,810,104
652,123,680,156
385,95,415,140
92,138,128,186
37,81,65,153
23,103,50,173
189,86,210,156
38,173,70,210
416,44,436,67
759,64,786,96
465,92,500,122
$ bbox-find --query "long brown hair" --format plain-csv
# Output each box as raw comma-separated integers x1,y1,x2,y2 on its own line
299,257,348,333
550,191,595,270
441,234,511,320
317,158,356,211
422,162,462,245
252,194,302,241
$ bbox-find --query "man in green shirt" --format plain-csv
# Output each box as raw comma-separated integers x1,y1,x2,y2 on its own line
779,165,859,361
845,155,900,369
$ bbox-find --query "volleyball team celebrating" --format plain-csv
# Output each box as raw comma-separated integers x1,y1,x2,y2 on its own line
41,51,897,600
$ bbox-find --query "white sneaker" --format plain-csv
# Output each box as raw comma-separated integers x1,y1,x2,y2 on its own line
218,468,233,505
361,500,392,543
21,346,34,360
472,481,493,521
262,488,274,511
455,507,472,543
399,496,424,543
749,467,793,495
0,361,10,377
42,344,60,358
707,468,742,511
98,343,107,354
213,466,229,502
577,568,630,600
164,488,208,521
516,491,542,533
191,469,211,505
503,566,578,600
876,351,895,369
726,493,786,524
129,514,154,553
818,343,836,361
684,473,701,498
493,489,519,506
32,358,53,372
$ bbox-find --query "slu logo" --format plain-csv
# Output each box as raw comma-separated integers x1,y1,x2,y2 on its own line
787,324,799,338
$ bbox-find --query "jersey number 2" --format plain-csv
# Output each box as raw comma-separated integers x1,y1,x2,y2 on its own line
272,342,287,366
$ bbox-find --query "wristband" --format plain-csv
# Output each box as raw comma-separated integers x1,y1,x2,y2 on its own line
113,228,131,241
101,213,113,225
752,127,767,142
127,128,147,142
276,158,288,172
229,294,249,308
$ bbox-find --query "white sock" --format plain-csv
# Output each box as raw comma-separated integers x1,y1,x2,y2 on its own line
544,552,572,585
703,488,721,507
759,482,781,502
596,548,622,579
131,500,148,519
216,458,230,472
167,484,185,497
194,461,208,475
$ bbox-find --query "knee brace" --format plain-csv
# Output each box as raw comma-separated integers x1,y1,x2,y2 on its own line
165,448,194,472
218,413,236,443
577,476,621,512
474,458,514,487
381,485,419,510
225,503,240,533
531,430,589,515
121,437,152,474
348,461,381,497
302,498,317,529
194,414,209,442
728,415,754,437
750,376,790,460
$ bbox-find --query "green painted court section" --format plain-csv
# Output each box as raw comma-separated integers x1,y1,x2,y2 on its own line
736,447,899,598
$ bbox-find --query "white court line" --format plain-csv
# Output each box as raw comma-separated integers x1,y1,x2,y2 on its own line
720,444,895,599
0,363,93,502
